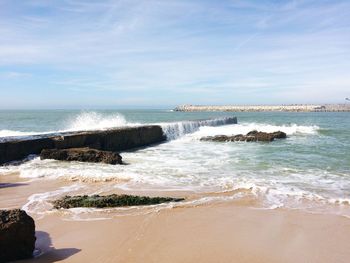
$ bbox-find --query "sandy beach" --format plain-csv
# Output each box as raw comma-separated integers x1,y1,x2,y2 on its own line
2,0,350,262
2,173,350,263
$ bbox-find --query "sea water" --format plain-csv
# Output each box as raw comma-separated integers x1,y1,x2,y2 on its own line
0,110,349,217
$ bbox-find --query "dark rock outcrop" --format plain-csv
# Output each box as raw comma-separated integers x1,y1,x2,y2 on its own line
52,194,185,209
0,125,165,165
0,209,36,262
270,131,287,139
201,130,287,142
246,130,287,141
40,148,122,165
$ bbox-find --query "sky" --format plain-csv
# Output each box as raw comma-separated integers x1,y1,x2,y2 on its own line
0,0,349,109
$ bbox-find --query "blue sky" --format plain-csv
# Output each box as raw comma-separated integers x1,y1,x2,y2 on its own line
0,0,349,109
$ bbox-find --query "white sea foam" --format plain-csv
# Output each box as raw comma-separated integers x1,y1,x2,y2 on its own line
22,184,83,217
190,122,319,139
0,130,39,138
0,130,53,142
10,157,131,182
9,148,350,218
160,117,236,140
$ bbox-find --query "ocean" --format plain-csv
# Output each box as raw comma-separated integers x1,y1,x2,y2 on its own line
0,110,349,217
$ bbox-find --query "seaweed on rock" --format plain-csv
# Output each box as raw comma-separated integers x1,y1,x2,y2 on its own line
52,194,185,209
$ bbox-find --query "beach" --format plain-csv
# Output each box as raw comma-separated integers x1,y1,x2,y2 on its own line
1,110,350,262
2,173,350,263
2,0,350,261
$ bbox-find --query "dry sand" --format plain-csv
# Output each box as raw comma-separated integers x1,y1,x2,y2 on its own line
18,205,350,263
2,175,350,263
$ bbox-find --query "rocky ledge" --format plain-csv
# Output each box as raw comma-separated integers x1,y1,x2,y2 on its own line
0,125,165,165
201,130,287,142
52,194,185,209
40,147,123,165
0,209,36,262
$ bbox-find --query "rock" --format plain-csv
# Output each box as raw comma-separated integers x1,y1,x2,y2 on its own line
201,130,287,142
52,194,185,209
246,130,287,141
0,209,36,262
271,131,287,139
245,130,274,141
40,147,122,164
0,125,166,165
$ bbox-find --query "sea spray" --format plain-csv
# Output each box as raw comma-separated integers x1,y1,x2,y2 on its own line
64,111,133,131
0,111,137,141
160,117,237,140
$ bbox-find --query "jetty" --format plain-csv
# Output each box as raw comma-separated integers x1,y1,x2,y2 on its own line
174,104,350,112
0,126,165,165
0,117,237,165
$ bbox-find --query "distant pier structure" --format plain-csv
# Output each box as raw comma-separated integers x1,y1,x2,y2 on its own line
174,104,350,112
313,105,326,112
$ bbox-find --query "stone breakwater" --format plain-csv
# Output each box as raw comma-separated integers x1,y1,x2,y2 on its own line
174,104,350,112
0,126,165,165
0,117,237,165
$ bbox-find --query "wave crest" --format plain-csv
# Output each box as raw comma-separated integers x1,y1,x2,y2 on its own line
160,117,237,140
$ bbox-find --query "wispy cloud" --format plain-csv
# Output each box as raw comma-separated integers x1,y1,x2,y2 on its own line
0,0,350,108
0,71,32,79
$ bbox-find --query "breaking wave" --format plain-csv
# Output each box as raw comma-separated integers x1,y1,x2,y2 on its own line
160,117,237,140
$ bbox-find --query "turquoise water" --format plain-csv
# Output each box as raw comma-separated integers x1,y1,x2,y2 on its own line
0,110,349,216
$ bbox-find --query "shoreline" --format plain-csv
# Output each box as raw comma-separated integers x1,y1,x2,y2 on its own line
1,112,349,262
174,104,350,112
2,174,350,262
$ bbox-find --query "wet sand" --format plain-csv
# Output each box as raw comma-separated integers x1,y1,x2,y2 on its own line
2,175,350,263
